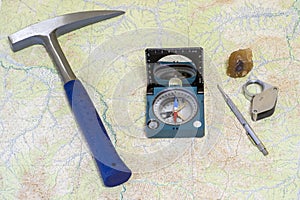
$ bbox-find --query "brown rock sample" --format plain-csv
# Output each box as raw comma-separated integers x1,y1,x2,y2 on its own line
227,48,253,78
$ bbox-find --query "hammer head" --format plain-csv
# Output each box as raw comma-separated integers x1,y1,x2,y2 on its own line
8,10,125,52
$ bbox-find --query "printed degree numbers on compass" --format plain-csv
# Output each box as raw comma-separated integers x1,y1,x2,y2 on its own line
152,89,199,126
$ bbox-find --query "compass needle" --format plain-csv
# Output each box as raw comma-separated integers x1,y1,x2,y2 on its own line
173,97,179,123
173,112,178,123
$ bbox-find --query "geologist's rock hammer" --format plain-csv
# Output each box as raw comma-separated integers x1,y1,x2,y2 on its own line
8,10,131,187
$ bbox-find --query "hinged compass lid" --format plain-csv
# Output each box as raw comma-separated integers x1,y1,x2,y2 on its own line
145,47,204,95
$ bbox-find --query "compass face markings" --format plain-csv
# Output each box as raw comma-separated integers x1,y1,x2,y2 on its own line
152,89,199,125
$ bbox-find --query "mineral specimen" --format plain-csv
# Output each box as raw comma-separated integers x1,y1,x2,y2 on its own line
227,48,253,78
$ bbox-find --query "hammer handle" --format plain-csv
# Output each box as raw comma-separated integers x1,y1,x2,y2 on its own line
64,79,131,187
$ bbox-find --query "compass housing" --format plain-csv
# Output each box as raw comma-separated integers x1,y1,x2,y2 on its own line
145,47,205,138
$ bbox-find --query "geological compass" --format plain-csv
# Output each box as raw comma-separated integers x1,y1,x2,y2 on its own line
145,48,205,138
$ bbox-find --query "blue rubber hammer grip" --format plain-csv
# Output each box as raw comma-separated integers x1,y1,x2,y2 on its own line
64,79,131,187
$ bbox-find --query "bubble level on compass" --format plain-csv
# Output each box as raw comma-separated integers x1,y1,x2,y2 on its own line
152,88,199,126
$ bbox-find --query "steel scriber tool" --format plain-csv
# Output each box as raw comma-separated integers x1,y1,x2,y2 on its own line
217,85,268,156
8,10,131,187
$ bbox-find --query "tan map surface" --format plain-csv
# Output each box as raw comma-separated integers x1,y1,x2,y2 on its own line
0,0,299,199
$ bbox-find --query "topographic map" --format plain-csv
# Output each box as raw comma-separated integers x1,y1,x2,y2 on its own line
0,0,300,199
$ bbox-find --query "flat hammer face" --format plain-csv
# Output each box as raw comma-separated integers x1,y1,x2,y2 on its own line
8,10,125,83
8,11,131,187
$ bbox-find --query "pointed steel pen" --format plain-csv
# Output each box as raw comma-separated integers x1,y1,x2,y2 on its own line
217,85,268,156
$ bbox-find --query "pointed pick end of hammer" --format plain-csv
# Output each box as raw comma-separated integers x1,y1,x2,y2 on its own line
56,10,126,36
8,10,125,52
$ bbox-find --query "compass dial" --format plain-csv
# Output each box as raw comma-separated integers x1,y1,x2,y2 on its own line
152,89,199,125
